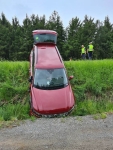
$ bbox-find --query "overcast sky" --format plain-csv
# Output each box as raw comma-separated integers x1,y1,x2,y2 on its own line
0,0,113,28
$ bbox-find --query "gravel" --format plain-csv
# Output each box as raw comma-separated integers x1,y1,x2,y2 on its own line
0,115,113,150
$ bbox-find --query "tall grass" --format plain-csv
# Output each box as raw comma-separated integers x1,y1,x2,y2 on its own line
0,103,30,121
65,60,113,116
65,60,113,101
71,99,113,116
0,61,29,121
0,60,113,121
0,61,29,101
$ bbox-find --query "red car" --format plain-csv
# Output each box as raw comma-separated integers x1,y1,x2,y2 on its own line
29,30,75,117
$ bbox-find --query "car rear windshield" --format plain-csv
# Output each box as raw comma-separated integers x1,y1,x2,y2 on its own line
34,68,68,90
33,33,57,44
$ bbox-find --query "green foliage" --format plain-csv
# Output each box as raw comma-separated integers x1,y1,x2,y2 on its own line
65,60,113,116
65,60,113,100
93,113,107,120
0,61,29,101
0,61,30,121
0,60,113,121
71,100,113,116
0,103,30,121
0,12,113,60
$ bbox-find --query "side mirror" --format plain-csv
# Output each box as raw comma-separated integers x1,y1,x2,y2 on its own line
68,75,74,80
28,76,33,82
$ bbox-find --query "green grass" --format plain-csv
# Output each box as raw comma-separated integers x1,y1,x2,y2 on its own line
0,61,28,101
65,59,113,100
0,60,113,122
93,113,107,120
0,103,30,121
0,61,30,121
65,59,113,117
71,99,113,116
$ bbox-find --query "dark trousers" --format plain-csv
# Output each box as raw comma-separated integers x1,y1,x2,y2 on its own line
81,53,86,59
88,51,93,60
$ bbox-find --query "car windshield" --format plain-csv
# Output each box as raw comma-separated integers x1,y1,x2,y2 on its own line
33,33,57,44
34,68,68,90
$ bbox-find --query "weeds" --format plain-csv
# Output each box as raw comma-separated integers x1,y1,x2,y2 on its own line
0,60,113,122
0,61,30,121
65,59,113,101
93,113,107,120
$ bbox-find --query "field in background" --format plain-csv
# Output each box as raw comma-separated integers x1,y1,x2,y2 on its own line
0,60,113,121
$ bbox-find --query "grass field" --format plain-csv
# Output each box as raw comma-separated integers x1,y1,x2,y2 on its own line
0,61,30,121
0,60,113,121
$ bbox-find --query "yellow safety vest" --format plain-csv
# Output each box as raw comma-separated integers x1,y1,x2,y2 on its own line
89,44,93,51
81,47,85,54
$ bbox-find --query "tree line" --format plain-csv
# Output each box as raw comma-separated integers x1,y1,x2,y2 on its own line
0,11,113,61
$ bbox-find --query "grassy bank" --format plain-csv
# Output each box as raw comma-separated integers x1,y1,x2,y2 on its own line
65,60,113,116
0,60,113,121
0,61,30,121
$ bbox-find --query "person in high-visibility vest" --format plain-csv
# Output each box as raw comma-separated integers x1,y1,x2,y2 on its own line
81,45,86,59
87,42,94,60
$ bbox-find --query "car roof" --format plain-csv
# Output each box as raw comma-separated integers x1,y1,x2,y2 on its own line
32,30,57,35
35,45,64,69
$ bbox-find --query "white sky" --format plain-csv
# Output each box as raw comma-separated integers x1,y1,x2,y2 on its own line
0,0,113,28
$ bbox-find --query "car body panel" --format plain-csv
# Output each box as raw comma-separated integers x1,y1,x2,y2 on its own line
31,85,74,114
32,30,57,35
29,30,75,117
35,45,64,69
